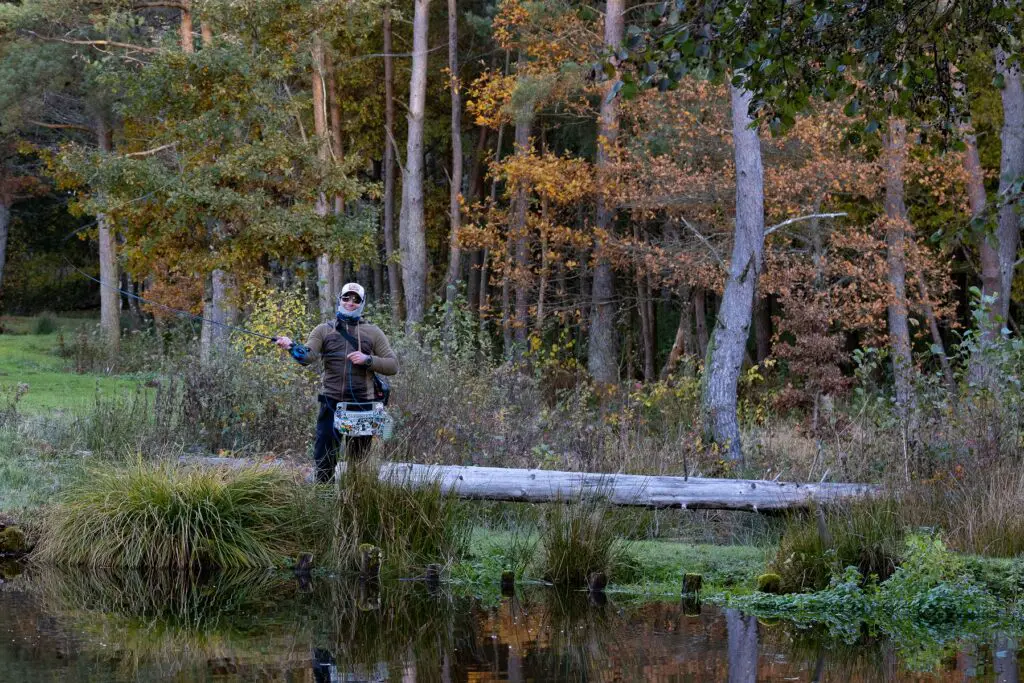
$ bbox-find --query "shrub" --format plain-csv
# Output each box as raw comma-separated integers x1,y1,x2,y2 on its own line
33,462,322,569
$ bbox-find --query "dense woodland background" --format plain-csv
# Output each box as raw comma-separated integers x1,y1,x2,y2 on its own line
1,0,1023,465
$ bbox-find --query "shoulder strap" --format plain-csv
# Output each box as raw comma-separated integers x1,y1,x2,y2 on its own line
334,319,361,349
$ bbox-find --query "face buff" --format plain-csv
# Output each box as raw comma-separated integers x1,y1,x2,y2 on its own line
337,283,366,322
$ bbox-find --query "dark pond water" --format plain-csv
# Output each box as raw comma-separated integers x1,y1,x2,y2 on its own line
0,560,1020,682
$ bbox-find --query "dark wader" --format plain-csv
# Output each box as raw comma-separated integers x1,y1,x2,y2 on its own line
313,394,373,483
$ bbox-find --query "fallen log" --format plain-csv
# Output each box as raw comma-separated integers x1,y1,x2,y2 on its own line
177,457,880,511
338,462,879,512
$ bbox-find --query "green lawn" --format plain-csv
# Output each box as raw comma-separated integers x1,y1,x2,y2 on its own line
0,315,141,413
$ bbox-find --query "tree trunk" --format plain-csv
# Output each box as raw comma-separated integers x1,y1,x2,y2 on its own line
635,226,655,381
382,5,402,324
694,287,709,357
964,132,999,315
884,119,915,414
660,286,695,380
0,199,8,297
917,275,955,396
995,48,1024,327
326,51,344,214
444,0,463,290
512,116,531,351
502,250,513,358
398,0,431,331
702,84,765,462
201,269,236,362
587,0,624,386
312,32,336,318
754,292,771,363
96,120,120,352
180,0,194,54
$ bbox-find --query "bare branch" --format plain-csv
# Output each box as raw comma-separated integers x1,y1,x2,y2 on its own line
680,217,725,268
28,119,93,133
764,212,847,236
123,142,177,157
23,30,161,54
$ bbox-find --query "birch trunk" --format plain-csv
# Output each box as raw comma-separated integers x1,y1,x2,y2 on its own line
382,5,402,324
96,120,120,352
702,85,765,462
884,119,915,413
398,0,430,330
444,0,463,290
587,0,624,385
995,48,1024,327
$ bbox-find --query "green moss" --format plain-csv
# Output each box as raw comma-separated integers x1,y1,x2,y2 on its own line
0,526,27,553
757,573,782,593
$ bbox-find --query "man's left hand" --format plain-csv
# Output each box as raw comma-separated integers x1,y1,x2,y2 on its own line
347,351,372,365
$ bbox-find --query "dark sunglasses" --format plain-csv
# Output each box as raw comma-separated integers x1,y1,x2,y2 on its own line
341,294,362,303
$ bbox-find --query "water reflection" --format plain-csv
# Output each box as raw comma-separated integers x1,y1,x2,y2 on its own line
0,565,1020,681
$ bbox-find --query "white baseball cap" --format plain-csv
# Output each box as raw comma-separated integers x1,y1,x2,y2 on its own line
339,282,365,301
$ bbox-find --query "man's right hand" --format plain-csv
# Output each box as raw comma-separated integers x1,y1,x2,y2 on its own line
274,336,293,350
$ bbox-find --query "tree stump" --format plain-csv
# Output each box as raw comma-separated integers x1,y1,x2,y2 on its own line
500,570,516,596
682,573,703,595
359,543,382,579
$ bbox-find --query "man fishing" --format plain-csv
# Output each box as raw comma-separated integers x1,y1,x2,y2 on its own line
275,283,398,483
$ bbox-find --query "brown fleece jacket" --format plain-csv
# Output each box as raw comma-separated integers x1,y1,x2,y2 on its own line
301,319,399,402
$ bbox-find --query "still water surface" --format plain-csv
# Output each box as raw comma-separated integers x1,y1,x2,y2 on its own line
0,562,1019,682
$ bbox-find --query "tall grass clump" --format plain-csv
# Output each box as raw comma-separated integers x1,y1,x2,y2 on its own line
33,311,58,335
538,494,634,587
34,463,320,569
770,498,907,592
330,461,471,575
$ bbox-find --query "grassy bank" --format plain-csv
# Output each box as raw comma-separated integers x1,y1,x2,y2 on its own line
0,315,141,412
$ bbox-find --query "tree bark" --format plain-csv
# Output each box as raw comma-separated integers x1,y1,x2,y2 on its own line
180,0,194,54
702,85,765,462
201,268,236,362
326,48,345,215
444,0,463,290
398,0,431,331
587,0,624,385
0,199,8,297
96,119,120,352
312,32,336,319
382,5,402,324
884,119,915,414
995,47,1024,327
511,116,531,352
